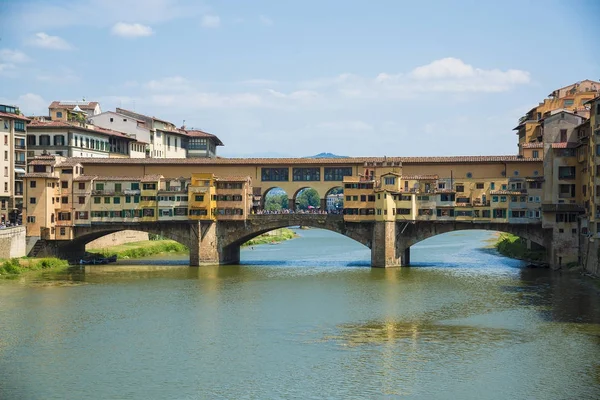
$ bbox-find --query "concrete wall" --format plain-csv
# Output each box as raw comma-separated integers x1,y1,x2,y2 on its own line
0,226,26,258
85,230,149,250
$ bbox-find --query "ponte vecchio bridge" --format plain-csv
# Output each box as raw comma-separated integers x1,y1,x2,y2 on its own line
25,155,578,268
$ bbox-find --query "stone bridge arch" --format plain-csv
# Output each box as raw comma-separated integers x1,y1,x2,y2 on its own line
219,214,373,250
394,221,551,266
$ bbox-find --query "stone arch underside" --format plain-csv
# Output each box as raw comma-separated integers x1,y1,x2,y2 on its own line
396,221,550,251
59,222,198,258
219,215,374,250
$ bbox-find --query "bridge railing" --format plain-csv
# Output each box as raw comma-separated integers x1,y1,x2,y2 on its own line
248,213,344,222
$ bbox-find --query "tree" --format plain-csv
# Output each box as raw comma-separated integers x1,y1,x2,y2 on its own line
296,188,320,210
265,193,288,211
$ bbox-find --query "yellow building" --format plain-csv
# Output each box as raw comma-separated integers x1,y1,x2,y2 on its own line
188,173,217,220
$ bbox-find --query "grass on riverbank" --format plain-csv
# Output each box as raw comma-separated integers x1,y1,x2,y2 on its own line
0,257,70,277
495,233,546,262
88,240,188,259
242,228,297,247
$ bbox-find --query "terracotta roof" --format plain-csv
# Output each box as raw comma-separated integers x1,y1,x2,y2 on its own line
215,176,251,182
48,101,99,111
28,159,56,165
73,175,97,182
380,171,402,177
56,159,83,167
184,129,224,146
140,174,163,182
28,120,138,141
522,142,543,149
23,173,59,179
62,155,541,166
401,174,438,180
92,176,142,182
0,111,30,122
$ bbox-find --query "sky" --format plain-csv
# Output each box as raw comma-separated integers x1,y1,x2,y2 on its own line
0,0,599,158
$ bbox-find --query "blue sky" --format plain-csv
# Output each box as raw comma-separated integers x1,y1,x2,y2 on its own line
0,0,598,157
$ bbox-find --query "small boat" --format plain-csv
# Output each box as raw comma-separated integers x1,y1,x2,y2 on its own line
78,255,118,265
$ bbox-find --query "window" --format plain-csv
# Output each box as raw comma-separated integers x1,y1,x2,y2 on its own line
14,121,25,132
3,182,6,192
61,181,68,189
455,185,464,192
188,137,208,150
476,183,484,189
3,167,7,177
563,99,574,108
27,216,36,223
104,197,110,204
558,166,576,179
58,212,71,221
39,135,50,146
142,183,156,190
292,167,320,181
560,129,567,142
324,167,352,181
3,151,7,161
261,168,289,182
56,111,63,118
78,182,85,190
93,197,101,204
75,211,88,220
490,182,495,190
384,177,396,185
30,180,36,188
195,194,205,202
113,197,120,204
500,196,507,202
30,197,36,204
131,182,140,190
54,135,65,146
438,182,446,189
532,150,539,158
492,196,499,202
529,181,542,189
143,208,155,217
27,135,36,146
440,193,455,202
61,196,68,204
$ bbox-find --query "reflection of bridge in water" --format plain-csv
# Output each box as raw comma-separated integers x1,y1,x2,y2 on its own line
39,214,551,268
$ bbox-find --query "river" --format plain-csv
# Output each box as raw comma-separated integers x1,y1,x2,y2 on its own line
1,229,599,399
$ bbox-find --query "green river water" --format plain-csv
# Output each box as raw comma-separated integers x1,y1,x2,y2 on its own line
0,229,599,399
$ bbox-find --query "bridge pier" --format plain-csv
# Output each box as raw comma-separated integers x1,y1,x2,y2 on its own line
371,221,402,267
189,221,241,266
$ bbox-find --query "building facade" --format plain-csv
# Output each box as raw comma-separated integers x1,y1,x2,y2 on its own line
0,104,28,224
48,101,102,122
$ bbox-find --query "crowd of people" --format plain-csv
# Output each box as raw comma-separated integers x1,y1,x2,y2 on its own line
253,208,342,215
0,221,20,229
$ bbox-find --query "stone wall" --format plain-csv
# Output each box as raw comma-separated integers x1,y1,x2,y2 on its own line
0,227,26,259
85,230,149,250
581,238,600,277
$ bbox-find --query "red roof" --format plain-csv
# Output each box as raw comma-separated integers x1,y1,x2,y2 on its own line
28,120,138,141
0,111,30,122
48,101,99,111
182,129,224,146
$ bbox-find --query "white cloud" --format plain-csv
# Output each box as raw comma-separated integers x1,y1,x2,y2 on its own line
26,32,74,50
259,15,274,26
0,93,47,115
0,49,30,63
144,76,190,92
201,15,221,28
0,63,16,75
111,22,154,38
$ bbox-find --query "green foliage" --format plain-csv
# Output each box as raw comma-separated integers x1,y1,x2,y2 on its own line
328,187,343,195
0,257,69,276
495,233,545,262
89,240,188,259
265,193,289,211
296,188,320,210
243,228,297,246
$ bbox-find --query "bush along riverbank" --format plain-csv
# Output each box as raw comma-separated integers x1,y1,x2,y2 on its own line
0,257,70,277
495,233,546,263
88,240,188,259
242,228,297,247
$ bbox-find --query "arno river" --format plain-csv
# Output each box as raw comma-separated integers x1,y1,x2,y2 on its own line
1,229,599,399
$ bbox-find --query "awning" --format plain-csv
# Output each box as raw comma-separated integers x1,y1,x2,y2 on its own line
14,168,26,174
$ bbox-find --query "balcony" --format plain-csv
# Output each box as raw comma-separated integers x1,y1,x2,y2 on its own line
14,145,26,150
14,159,26,166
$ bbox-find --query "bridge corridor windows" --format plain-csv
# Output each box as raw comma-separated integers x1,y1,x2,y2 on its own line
262,168,289,182
292,168,320,181
324,167,352,181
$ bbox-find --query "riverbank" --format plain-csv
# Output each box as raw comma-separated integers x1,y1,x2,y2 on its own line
494,233,546,262
0,257,70,277
88,240,188,259
242,228,297,247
